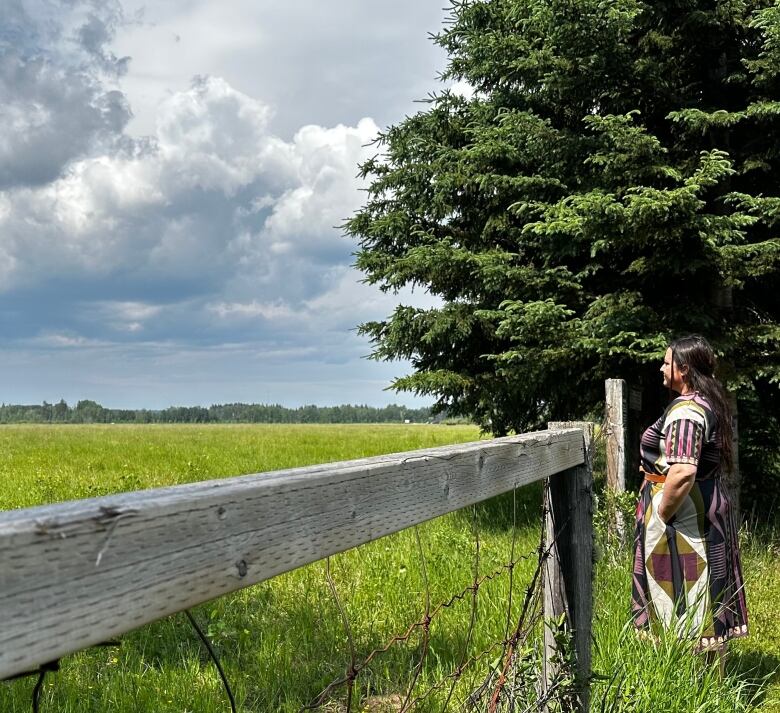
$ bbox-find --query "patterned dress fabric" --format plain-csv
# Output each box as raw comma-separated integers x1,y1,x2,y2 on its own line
631,393,748,649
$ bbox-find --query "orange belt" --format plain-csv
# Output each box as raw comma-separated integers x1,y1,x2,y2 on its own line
640,468,666,484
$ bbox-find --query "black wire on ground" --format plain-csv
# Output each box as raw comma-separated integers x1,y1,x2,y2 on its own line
29,660,59,713
31,670,45,713
184,609,237,713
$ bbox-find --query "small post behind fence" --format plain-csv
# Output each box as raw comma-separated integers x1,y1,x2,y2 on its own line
605,378,628,539
543,421,594,713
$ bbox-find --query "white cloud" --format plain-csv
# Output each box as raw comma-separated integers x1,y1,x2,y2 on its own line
0,69,420,367
156,75,274,194
449,79,476,100
32,332,112,348
207,266,442,344
88,300,164,332
208,300,295,321
303,268,442,331
0,76,380,298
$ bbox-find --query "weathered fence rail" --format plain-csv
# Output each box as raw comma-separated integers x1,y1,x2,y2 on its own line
0,426,593,709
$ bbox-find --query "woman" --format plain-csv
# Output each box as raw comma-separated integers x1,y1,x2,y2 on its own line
631,335,748,656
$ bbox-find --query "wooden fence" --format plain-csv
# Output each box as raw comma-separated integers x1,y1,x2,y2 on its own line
0,424,594,710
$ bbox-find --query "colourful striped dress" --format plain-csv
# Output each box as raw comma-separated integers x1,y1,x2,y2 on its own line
631,393,748,649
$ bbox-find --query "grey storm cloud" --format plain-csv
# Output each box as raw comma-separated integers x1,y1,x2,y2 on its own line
0,0,132,189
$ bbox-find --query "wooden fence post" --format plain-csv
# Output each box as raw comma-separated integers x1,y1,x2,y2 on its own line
543,421,594,712
605,379,628,539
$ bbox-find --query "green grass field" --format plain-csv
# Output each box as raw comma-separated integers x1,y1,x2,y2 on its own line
1,424,778,712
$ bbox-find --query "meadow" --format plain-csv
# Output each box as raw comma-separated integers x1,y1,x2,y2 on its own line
0,424,778,712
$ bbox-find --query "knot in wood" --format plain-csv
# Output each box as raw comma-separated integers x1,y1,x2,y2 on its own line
236,560,248,578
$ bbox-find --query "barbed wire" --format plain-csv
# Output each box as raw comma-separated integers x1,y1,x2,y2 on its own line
440,504,481,712
302,483,570,713
300,543,548,710
397,525,432,713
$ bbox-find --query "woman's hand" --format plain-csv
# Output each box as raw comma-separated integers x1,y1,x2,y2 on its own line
657,463,697,523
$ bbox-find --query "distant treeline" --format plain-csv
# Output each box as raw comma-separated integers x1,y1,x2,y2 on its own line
0,399,442,424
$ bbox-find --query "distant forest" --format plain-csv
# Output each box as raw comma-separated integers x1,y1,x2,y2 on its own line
0,400,439,424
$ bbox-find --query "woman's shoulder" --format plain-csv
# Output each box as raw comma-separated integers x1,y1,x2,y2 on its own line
662,394,711,427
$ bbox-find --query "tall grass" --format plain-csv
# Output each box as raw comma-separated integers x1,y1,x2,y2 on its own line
592,544,776,712
1,424,778,712
0,424,488,510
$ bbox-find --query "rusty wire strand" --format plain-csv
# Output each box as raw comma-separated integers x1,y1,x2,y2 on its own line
416,525,432,626
440,504,481,712
399,525,432,713
489,487,524,713
484,489,577,713
487,586,546,712
489,502,550,711
504,487,519,643
453,516,550,712
408,557,548,712
325,556,358,712
465,609,547,713
490,484,521,713
408,639,508,710
437,493,569,713
303,488,572,713
300,541,543,711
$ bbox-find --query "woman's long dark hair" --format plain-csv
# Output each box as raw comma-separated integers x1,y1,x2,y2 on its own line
669,335,734,473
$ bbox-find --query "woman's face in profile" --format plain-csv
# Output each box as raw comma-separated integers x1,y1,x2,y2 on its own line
660,347,687,392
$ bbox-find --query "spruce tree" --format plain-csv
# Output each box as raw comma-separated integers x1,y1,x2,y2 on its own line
346,0,780,511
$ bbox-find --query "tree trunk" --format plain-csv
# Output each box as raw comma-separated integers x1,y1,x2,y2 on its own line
722,394,741,526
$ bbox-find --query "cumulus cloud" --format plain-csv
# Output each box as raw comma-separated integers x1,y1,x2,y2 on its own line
0,0,133,188
1,72,391,348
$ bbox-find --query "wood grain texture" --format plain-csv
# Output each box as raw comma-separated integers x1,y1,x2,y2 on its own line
543,422,594,713
0,429,584,680
605,379,627,494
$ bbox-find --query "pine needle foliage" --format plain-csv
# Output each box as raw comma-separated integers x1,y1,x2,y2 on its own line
345,0,780,510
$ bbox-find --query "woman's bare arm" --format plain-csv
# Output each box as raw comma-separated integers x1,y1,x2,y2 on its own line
657,463,698,522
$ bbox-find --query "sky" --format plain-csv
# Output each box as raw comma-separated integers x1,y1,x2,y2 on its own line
0,0,455,409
